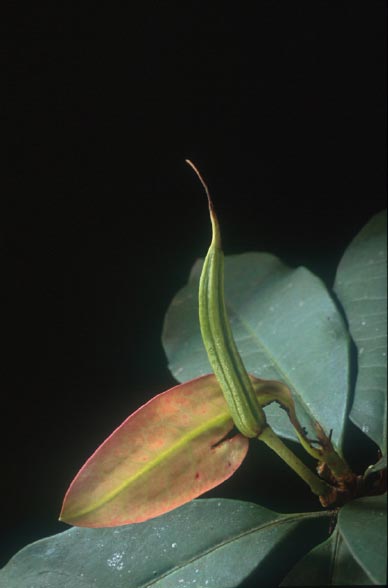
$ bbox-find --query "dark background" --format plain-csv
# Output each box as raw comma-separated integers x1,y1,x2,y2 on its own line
3,0,386,571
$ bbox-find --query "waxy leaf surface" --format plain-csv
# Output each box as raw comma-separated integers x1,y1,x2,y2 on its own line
338,494,387,585
334,211,387,452
60,375,248,527
282,494,387,586
281,528,372,586
2,499,329,588
163,253,350,448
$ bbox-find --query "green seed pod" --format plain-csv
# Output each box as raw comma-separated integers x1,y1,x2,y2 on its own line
186,160,267,438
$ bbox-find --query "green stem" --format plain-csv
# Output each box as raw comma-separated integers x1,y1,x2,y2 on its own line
259,426,331,498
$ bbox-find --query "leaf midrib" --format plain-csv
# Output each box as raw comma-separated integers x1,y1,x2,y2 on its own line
142,509,332,588
67,410,233,520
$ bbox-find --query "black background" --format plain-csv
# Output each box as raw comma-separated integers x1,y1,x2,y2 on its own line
3,0,386,573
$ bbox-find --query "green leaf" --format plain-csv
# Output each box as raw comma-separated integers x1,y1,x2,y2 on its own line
1,499,329,588
280,528,373,586
281,495,387,586
334,211,387,453
60,375,249,527
163,253,350,449
338,494,387,585
364,454,387,479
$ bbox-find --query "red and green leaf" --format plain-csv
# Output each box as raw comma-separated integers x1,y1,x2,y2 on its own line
60,374,249,527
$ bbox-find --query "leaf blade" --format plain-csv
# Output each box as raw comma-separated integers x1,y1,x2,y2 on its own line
281,528,373,586
334,211,387,452
338,494,387,585
282,494,387,586
2,500,329,588
60,375,248,527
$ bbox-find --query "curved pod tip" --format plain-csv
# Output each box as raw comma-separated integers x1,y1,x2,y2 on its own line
185,159,221,248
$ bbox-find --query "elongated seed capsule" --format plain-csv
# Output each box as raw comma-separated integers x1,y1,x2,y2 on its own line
186,160,267,438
